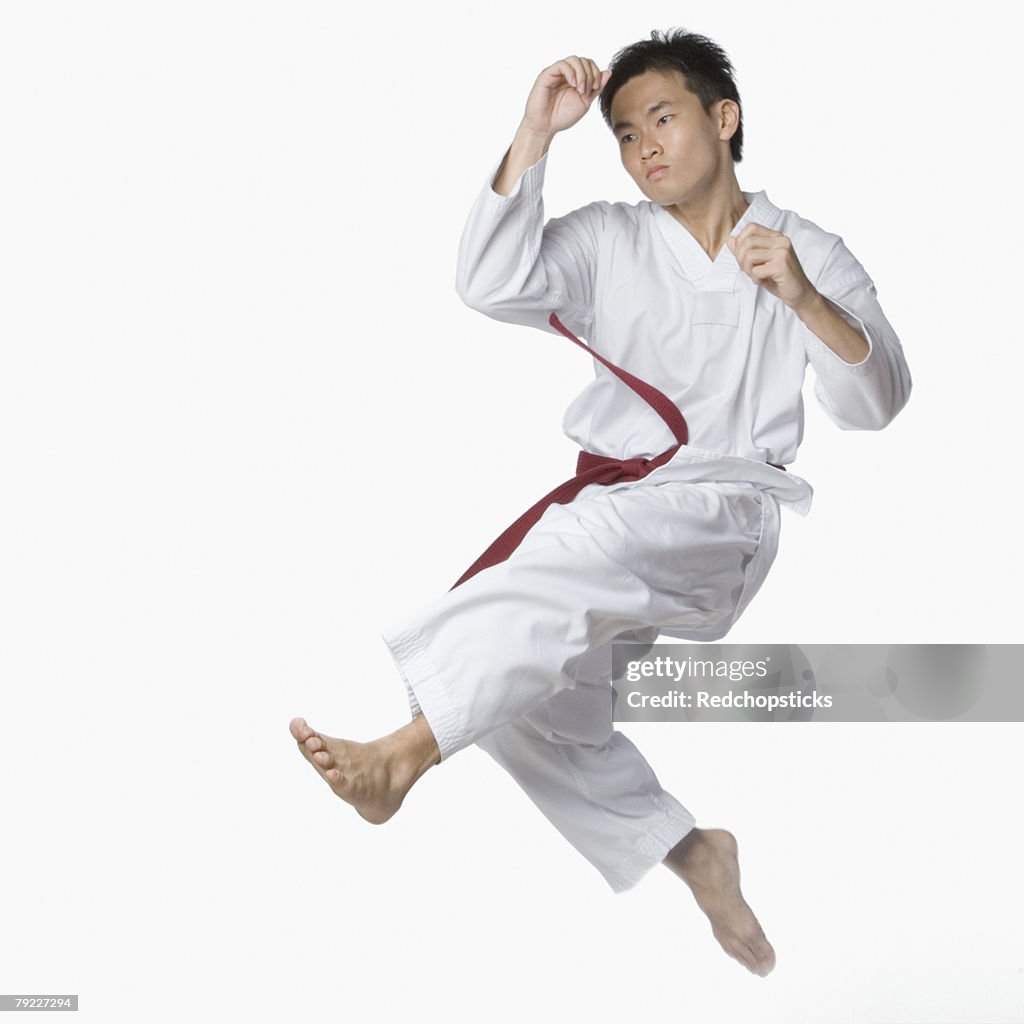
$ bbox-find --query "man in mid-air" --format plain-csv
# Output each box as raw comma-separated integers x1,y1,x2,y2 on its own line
290,29,911,976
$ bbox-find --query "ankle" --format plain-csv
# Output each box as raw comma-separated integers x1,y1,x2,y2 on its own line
665,828,706,874
387,715,441,781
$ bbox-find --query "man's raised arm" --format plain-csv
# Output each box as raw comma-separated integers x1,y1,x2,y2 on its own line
456,57,610,334
492,57,609,195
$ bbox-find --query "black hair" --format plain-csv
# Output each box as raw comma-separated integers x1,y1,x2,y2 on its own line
599,29,743,163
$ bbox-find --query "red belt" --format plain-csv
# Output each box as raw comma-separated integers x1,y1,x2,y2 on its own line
452,312,781,589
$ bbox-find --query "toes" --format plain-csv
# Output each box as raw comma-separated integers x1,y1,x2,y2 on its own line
754,945,776,976
313,750,333,767
289,717,311,741
737,946,760,975
722,937,753,973
719,932,770,976
324,767,352,791
744,925,774,976
738,939,774,977
304,734,324,753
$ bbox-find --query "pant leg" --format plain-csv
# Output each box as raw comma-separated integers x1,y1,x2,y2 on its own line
476,629,697,893
382,478,777,889
381,478,772,759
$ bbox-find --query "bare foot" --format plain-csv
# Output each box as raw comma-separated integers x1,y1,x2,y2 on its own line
288,715,440,824
664,827,776,977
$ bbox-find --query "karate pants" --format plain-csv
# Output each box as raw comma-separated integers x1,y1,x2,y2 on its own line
382,474,781,893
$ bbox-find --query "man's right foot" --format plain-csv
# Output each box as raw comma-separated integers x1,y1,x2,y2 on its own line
288,716,439,824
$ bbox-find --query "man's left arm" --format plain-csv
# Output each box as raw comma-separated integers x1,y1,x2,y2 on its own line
728,224,912,430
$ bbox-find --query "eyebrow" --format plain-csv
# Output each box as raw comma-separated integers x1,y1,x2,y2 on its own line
611,99,674,136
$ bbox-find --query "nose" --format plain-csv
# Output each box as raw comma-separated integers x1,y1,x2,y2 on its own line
640,135,662,160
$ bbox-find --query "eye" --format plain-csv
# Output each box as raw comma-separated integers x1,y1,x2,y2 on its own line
619,133,637,145
657,114,673,126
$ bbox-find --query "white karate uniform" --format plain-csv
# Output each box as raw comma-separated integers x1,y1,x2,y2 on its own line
382,154,911,892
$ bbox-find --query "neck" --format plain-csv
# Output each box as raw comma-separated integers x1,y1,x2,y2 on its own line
664,173,748,260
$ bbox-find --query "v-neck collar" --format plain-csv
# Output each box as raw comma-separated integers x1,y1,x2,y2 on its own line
654,190,783,289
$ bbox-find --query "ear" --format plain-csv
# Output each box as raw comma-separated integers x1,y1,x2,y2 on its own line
716,99,740,143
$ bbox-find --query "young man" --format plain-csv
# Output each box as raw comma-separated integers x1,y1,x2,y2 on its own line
290,30,911,977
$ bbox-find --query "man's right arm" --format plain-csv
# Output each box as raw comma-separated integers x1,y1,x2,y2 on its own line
492,57,608,195
456,57,610,334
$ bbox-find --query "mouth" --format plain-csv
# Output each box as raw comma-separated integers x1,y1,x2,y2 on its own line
645,164,668,181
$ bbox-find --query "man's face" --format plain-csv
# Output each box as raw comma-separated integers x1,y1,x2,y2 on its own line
609,69,733,206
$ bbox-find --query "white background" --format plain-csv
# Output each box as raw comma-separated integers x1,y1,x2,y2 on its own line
2,1,1022,1021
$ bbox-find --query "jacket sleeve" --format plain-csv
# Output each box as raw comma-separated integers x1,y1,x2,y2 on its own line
804,238,912,430
455,151,602,337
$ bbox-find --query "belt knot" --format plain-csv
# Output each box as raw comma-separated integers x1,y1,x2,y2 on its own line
619,457,649,478
451,314,692,589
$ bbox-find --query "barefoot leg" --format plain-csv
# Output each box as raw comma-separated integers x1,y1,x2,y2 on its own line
288,714,440,824
664,827,776,976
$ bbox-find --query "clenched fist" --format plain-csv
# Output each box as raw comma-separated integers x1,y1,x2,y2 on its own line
726,224,817,313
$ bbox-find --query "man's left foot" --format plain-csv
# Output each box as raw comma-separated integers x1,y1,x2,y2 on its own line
665,827,777,976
